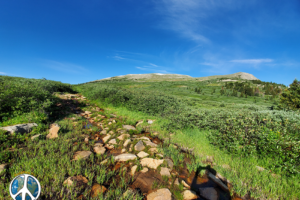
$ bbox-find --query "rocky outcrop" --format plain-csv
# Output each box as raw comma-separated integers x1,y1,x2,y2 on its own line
0,123,38,135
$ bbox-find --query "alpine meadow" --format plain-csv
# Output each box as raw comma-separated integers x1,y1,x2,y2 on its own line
0,73,299,199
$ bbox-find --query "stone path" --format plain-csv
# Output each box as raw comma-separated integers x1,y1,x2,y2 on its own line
0,93,239,200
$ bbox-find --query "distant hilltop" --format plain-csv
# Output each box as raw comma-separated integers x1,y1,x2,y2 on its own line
92,72,259,82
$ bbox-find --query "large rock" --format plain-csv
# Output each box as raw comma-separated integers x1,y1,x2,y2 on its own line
182,190,198,200
147,188,172,200
73,151,92,161
132,171,162,193
140,158,164,169
0,123,38,135
46,124,59,139
134,140,145,151
123,125,136,131
199,187,218,200
114,154,137,162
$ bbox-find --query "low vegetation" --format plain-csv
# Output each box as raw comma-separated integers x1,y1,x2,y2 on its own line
0,75,299,199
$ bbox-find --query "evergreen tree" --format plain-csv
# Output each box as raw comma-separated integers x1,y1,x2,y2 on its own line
279,79,300,110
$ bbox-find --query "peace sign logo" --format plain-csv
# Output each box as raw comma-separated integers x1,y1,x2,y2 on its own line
9,174,41,200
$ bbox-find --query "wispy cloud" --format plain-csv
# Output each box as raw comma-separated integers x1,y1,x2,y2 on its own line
230,59,273,64
112,55,125,60
43,60,88,74
0,72,7,75
154,0,211,44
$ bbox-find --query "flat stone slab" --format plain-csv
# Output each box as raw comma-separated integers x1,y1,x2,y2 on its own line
147,188,172,200
137,151,149,158
108,139,117,144
102,135,111,143
0,123,38,134
140,158,164,169
122,125,136,130
144,140,157,147
114,154,137,162
73,151,92,161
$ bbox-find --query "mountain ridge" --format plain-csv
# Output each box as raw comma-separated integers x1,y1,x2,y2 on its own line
93,72,259,82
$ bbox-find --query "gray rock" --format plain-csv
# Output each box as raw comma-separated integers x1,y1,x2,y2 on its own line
165,159,174,170
134,140,145,151
199,187,218,200
0,123,38,135
114,154,137,162
144,140,157,147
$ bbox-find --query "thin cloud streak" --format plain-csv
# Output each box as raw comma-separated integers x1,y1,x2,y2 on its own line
0,72,7,75
230,59,273,64
112,56,125,60
43,60,88,74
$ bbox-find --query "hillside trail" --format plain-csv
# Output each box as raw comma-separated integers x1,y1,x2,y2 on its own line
56,93,247,200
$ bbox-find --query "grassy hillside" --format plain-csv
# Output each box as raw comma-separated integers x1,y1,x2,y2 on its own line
75,77,300,199
0,75,299,199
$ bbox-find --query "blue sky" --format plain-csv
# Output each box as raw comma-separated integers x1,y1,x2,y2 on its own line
0,0,299,85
